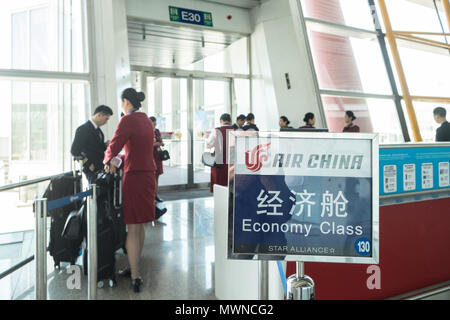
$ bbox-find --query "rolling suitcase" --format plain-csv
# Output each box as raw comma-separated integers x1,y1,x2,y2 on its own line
83,171,126,288
45,172,83,269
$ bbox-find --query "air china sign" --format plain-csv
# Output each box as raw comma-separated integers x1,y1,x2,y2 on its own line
230,133,379,264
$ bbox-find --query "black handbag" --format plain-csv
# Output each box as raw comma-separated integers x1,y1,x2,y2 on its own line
62,203,86,241
159,148,170,161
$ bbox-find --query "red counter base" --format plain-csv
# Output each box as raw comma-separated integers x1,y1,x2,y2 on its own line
286,197,450,300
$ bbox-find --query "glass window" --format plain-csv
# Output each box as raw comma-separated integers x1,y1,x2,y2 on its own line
234,79,250,116
11,11,28,69
11,82,29,161
0,0,88,72
384,0,450,34
30,7,50,70
322,95,404,143
398,44,450,98
301,0,375,31
307,30,392,94
403,101,450,142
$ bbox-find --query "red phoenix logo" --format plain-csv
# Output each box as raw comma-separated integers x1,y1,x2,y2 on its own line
245,143,271,172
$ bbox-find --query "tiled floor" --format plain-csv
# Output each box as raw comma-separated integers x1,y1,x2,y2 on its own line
0,197,217,300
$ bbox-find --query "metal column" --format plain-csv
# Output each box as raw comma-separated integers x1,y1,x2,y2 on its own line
87,185,98,300
286,262,315,300
35,199,48,300
258,260,269,300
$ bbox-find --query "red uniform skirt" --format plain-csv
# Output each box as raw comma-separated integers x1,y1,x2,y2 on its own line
210,165,229,193
122,171,156,225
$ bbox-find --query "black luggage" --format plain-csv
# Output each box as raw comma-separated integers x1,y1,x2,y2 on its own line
83,171,126,288
45,172,82,268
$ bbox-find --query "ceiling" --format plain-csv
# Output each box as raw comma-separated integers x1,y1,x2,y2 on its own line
128,19,244,68
195,0,262,9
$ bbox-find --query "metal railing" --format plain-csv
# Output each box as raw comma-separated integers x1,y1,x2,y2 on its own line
0,163,99,300
0,171,74,283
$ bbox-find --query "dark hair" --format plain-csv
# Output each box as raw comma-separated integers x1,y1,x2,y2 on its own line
220,113,232,123
237,114,246,121
94,105,113,116
280,116,290,125
149,116,157,122
433,107,447,118
246,113,255,121
121,88,145,109
303,112,315,124
346,110,356,121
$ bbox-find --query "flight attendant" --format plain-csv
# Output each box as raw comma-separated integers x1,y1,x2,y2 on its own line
104,88,156,293
343,111,360,133
300,112,316,129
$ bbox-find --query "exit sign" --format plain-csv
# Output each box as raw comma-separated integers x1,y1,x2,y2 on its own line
169,6,213,27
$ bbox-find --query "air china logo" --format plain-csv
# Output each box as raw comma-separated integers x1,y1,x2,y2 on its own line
245,143,271,172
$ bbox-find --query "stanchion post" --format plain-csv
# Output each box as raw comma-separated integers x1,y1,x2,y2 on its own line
35,199,47,300
286,261,315,300
258,260,269,300
87,184,97,300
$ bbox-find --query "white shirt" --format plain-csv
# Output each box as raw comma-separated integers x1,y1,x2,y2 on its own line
90,119,99,130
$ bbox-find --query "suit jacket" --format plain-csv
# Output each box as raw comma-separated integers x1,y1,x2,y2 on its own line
436,121,450,142
104,112,156,173
71,121,106,171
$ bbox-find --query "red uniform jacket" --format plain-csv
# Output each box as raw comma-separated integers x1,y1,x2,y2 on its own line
343,124,360,133
104,112,156,173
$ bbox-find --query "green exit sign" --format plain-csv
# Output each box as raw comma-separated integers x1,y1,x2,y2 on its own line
169,6,213,27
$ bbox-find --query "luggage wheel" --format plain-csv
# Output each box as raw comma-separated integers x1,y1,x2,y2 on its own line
97,281,104,289
109,279,117,288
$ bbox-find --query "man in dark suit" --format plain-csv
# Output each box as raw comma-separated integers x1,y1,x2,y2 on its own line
71,105,113,182
242,113,259,131
433,107,450,142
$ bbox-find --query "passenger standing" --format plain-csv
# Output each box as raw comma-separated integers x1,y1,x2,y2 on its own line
149,116,164,203
433,107,450,142
232,114,246,130
243,113,259,131
279,116,293,129
104,88,155,293
343,111,360,133
71,105,113,183
300,113,316,129
208,113,234,193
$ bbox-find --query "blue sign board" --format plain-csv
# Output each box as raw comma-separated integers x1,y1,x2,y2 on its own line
379,145,450,196
229,133,379,264
169,6,213,27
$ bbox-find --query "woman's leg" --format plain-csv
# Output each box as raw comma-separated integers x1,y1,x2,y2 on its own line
139,224,145,258
126,224,141,279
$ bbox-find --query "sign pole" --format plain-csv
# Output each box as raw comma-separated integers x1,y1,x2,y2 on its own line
286,261,315,300
258,260,269,300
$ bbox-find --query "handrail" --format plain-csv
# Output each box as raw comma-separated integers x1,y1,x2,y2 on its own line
0,171,75,193
388,280,450,300
0,255,35,281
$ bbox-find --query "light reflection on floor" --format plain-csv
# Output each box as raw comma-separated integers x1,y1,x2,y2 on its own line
0,197,216,300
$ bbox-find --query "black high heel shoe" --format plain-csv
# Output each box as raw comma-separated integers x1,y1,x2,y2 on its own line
131,277,143,293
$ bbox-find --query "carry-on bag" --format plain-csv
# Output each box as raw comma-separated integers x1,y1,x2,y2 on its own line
45,172,82,268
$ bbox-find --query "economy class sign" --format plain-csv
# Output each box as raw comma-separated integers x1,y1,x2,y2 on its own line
229,132,379,264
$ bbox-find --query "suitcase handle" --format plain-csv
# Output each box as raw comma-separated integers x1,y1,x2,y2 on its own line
113,170,122,209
